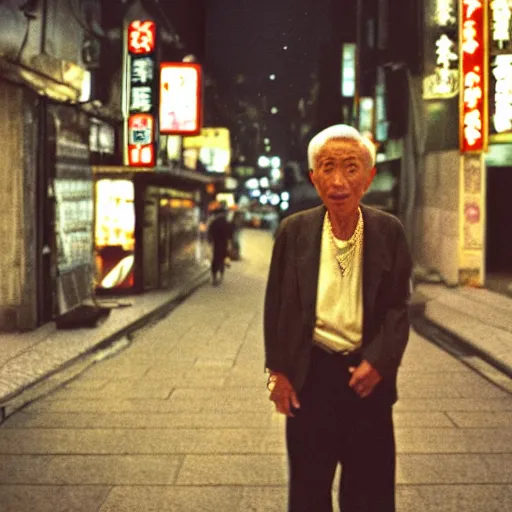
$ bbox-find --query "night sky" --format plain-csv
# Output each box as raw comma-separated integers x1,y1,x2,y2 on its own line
162,0,333,163
205,0,332,162
206,0,330,98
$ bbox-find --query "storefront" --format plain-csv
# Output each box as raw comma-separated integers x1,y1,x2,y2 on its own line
93,166,212,295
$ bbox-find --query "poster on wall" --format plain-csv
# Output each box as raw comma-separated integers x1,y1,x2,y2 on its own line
459,153,485,286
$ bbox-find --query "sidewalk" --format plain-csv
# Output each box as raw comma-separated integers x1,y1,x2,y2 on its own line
0,229,510,512
0,265,210,422
412,283,512,378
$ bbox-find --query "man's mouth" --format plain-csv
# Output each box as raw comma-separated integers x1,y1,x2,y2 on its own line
329,193,350,201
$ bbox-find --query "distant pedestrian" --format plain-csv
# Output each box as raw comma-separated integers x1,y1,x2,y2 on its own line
230,208,244,260
207,206,232,285
264,124,412,511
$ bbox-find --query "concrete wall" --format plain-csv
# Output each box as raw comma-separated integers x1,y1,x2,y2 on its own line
414,150,460,285
0,81,26,328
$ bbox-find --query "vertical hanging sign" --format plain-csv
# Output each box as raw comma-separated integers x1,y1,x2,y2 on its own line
459,0,488,153
125,20,158,167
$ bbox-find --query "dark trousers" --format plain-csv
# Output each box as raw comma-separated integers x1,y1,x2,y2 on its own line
286,346,396,512
211,243,227,276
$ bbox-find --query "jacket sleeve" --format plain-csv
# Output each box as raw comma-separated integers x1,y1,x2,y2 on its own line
263,221,290,375
362,220,412,380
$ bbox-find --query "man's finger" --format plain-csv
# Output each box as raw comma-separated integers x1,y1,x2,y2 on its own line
290,392,300,410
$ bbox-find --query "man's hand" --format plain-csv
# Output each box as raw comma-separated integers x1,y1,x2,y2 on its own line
267,372,300,417
348,360,382,398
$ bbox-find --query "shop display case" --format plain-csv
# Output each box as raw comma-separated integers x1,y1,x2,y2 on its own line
93,170,203,294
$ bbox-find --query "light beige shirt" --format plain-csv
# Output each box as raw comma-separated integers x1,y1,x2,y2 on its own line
313,212,364,353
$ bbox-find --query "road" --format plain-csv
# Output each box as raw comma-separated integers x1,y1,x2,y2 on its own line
1,229,511,511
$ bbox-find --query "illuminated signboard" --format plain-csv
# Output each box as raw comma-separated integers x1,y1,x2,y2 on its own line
160,62,202,135
459,0,488,153
423,0,459,99
126,20,157,167
95,179,136,290
128,20,156,54
128,114,155,166
490,0,512,51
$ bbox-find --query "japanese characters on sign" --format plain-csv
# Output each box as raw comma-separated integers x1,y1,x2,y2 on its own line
125,20,157,167
459,0,488,152
128,21,156,54
491,55,512,133
160,63,203,136
423,0,459,99
436,0,457,26
490,0,512,50
128,114,155,166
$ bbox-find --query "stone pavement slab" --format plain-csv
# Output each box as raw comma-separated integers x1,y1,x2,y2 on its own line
0,454,182,485
0,485,111,512
99,486,244,512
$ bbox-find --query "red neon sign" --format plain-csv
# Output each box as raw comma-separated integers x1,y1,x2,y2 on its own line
127,114,155,167
128,21,156,55
459,0,488,153
160,63,203,135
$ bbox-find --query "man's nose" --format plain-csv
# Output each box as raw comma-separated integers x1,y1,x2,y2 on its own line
332,170,348,187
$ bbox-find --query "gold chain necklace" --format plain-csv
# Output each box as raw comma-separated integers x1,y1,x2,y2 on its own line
325,210,363,277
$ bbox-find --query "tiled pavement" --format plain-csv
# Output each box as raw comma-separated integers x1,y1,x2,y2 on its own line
0,229,511,511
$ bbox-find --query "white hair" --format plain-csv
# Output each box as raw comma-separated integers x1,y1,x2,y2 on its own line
307,124,376,170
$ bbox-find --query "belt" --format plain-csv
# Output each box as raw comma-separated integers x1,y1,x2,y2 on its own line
313,340,359,357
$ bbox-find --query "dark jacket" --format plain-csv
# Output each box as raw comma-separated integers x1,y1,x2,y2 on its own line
264,204,412,405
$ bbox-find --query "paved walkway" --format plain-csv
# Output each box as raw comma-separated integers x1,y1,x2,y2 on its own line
416,283,512,376
0,266,209,417
0,230,511,511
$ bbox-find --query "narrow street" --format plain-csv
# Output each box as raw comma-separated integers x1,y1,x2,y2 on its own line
0,230,511,512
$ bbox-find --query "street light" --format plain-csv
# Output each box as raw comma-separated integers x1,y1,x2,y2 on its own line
269,74,276,80
271,156,281,168
271,107,278,114
258,156,270,168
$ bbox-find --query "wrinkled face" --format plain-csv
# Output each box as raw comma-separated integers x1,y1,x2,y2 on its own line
310,138,375,218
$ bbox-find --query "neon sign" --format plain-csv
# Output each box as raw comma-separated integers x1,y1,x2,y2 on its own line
128,21,156,55
125,20,158,167
459,0,488,152
491,0,512,49
436,0,456,26
423,0,459,99
128,114,155,167
160,63,203,135
492,55,512,133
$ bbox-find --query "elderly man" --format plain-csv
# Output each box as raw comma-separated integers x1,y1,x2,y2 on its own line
264,124,411,512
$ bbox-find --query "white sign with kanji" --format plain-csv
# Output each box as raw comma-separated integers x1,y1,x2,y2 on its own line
436,0,456,26
491,0,512,46
493,55,512,133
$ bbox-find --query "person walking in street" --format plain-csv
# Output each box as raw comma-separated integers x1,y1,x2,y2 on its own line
207,204,233,285
264,124,412,512
229,206,244,261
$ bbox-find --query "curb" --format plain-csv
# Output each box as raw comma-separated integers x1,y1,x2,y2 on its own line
0,269,210,422
411,315,512,380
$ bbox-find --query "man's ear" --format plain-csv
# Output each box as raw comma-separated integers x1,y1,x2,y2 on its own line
364,166,377,192
309,169,315,185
